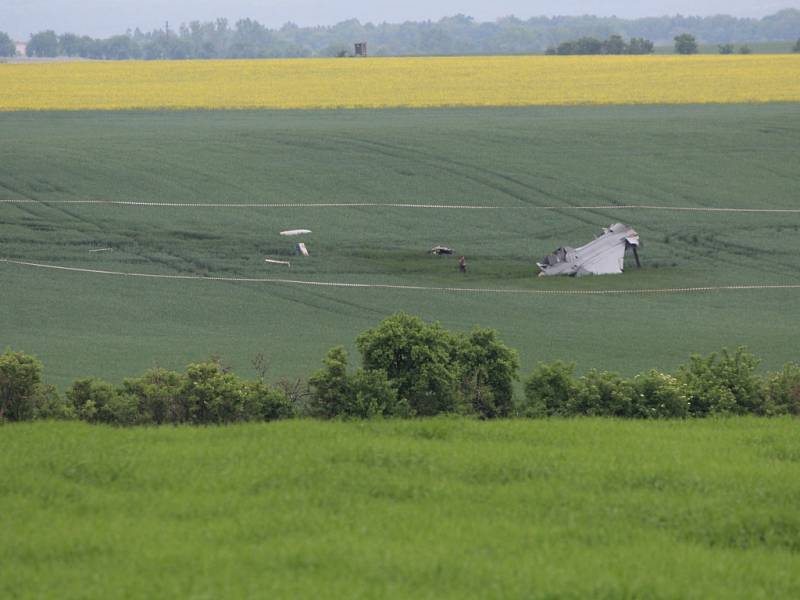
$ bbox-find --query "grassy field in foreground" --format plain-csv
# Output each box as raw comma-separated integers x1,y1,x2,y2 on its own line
1,105,800,386
1,419,799,598
2,55,800,111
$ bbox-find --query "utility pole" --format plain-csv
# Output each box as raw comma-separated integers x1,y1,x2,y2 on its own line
165,21,170,37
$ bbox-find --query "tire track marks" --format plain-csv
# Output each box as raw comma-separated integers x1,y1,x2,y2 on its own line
3,258,800,297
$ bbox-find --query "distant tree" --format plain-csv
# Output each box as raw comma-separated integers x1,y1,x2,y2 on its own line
0,31,15,57
718,43,735,54
738,45,752,54
101,35,140,59
794,39,800,52
548,35,653,56
59,33,84,56
674,33,699,54
628,37,654,54
27,30,60,57
603,34,628,55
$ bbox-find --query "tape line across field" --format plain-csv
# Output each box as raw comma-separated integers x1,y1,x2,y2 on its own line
3,259,800,296
2,199,800,213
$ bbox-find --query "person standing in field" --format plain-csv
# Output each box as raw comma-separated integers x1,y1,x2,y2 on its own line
459,255,466,273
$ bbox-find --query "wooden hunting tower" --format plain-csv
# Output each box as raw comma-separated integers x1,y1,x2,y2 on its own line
354,42,367,57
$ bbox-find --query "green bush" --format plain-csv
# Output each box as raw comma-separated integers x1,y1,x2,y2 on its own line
244,381,295,421
572,370,636,417
632,370,689,419
765,363,800,416
308,346,408,419
179,361,267,424
122,368,183,424
67,377,141,425
521,361,578,417
31,384,73,420
456,328,519,418
677,347,765,416
0,351,44,422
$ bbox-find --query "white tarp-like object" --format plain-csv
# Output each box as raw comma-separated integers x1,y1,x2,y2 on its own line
537,223,640,277
280,229,311,236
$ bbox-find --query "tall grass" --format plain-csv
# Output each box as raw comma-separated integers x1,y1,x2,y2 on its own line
1,419,799,598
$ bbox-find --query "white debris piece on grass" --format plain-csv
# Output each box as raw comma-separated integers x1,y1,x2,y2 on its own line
88,248,113,252
265,258,291,267
280,229,312,236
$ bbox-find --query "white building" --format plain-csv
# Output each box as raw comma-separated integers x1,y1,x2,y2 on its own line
15,41,27,56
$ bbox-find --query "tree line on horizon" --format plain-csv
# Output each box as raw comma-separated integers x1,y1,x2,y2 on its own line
1,9,800,59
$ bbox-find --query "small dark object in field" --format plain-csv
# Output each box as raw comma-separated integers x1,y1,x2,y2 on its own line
431,246,454,255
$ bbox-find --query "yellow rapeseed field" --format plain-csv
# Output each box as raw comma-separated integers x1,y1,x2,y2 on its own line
1,55,799,111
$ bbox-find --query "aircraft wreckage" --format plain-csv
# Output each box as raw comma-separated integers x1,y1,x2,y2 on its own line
537,223,641,277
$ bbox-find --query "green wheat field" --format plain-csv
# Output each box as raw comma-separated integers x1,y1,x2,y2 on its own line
2,104,800,387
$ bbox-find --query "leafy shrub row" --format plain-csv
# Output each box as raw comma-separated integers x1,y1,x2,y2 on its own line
3,313,800,424
521,348,800,418
0,353,293,426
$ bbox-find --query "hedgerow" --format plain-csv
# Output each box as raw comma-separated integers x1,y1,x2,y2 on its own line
2,314,799,424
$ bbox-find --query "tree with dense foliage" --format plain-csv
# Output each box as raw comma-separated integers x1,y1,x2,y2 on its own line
356,313,462,416
456,328,519,418
0,32,16,57
674,33,699,55
0,351,43,421
308,346,407,419
628,37,655,54
719,43,735,54
794,39,800,52
27,30,60,57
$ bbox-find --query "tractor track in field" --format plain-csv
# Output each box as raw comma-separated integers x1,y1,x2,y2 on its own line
2,199,800,213
3,258,800,297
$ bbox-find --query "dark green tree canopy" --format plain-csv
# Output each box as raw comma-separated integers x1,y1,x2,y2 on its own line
546,35,654,55
0,31,16,57
674,33,699,54
27,30,59,57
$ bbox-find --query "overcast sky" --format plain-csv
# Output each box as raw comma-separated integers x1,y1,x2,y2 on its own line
2,1,797,39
